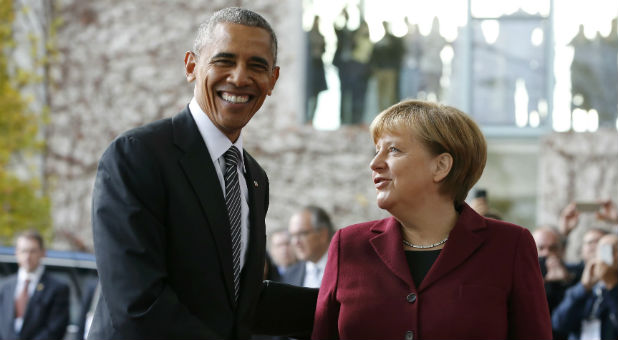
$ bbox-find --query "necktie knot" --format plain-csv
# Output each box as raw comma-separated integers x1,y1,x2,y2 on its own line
224,146,241,168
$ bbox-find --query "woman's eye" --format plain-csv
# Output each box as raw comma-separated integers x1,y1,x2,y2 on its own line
389,146,400,152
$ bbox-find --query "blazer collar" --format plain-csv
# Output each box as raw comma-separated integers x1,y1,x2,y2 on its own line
369,203,487,291
420,204,486,291
369,217,414,288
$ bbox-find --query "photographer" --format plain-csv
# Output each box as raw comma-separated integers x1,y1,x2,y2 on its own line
552,234,618,340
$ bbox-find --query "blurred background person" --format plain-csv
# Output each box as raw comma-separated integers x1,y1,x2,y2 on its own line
312,100,551,339
341,19,373,125
552,234,618,340
283,206,333,288
469,188,503,220
369,21,404,112
533,226,578,313
0,230,69,340
267,229,297,276
305,16,327,124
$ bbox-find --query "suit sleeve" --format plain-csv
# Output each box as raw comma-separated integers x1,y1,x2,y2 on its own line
551,282,589,335
92,135,218,338
253,281,318,337
32,282,69,340
507,228,553,339
311,229,342,340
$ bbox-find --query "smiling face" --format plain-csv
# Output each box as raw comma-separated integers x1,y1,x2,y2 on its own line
184,22,279,142
370,129,452,215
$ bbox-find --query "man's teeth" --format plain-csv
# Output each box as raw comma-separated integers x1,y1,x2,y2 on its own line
222,93,249,103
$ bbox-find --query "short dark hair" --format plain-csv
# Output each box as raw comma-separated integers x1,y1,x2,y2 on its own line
16,229,45,250
304,205,334,237
193,7,278,65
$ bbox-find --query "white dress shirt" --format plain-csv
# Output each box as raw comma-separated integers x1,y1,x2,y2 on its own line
14,265,45,332
189,98,250,271
303,252,328,288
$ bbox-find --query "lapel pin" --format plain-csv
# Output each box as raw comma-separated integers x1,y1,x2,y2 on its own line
254,180,259,188
37,283,44,291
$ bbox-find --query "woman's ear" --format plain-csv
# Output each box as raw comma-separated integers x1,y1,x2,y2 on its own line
433,153,453,183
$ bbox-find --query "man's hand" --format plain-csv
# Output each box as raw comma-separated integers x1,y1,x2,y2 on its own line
581,260,599,291
544,255,571,282
594,259,618,290
597,200,618,225
559,202,579,236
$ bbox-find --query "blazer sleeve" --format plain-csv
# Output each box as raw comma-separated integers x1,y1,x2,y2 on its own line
31,281,70,340
311,229,342,340
507,228,553,339
92,135,218,338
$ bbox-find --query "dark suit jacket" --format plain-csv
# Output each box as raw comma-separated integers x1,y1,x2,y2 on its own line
281,262,306,287
0,271,69,340
89,107,316,339
552,282,618,340
312,204,552,340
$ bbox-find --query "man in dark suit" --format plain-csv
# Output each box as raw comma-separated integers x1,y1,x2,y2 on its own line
282,206,333,288
88,7,316,340
0,230,69,340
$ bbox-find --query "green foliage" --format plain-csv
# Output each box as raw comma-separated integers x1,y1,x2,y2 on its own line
0,0,51,244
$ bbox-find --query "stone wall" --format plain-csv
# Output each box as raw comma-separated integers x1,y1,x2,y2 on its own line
538,129,618,261
46,0,385,250
17,0,618,254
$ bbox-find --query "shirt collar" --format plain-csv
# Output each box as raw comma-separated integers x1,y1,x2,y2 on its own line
18,264,44,283
189,97,245,171
305,251,328,272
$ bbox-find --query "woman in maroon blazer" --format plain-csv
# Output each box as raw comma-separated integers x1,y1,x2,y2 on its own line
312,100,551,340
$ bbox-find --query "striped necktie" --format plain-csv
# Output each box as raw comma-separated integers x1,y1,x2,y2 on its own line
223,146,242,302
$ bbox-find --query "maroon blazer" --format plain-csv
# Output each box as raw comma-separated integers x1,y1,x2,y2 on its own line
312,204,551,340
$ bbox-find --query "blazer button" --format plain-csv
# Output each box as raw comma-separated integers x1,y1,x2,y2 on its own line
405,330,414,340
406,293,417,303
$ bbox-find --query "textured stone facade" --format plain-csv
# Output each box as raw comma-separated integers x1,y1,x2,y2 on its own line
14,0,617,255
45,0,385,249
538,129,618,261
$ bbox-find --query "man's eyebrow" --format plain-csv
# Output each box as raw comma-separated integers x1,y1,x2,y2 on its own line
210,53,270,68
249,56,270,67
211,52,235,60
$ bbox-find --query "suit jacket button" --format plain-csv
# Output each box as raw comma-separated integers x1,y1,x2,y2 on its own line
406,293,417,303
405,330,414,340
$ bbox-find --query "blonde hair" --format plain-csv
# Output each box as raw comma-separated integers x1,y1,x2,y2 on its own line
369,100,487,205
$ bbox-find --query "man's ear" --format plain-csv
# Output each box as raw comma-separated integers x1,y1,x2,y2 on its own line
184,51,197,82
433,153,453,183
267,66,280,96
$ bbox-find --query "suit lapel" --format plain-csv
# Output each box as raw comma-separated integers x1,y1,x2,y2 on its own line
238,152,266,293
369,218,414,288
1,277,17,338
418,204,487,292
173,108,235,306
22,272,47,335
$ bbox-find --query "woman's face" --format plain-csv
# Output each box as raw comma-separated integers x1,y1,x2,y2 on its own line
370,129,442,214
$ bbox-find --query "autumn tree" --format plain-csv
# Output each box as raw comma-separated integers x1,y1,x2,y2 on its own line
0,0,50,244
